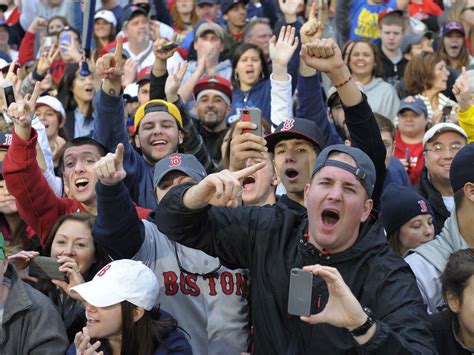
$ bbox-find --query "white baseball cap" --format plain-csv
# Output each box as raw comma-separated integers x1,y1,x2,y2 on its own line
70,260,159,310
423,122,467,147
94,10,117,28
123,83,139,100
36,95,66,119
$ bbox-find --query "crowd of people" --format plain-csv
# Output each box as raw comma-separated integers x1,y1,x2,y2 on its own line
0,0,473,354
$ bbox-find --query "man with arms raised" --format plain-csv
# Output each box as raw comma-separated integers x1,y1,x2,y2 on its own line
154,38,435,354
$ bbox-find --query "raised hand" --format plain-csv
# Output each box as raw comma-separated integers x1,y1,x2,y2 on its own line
184,162,267,209
165,61,188,102
93,143,127,186
36,45,60,76
153,35,179,62
74,327,103,355
229,121,268,172
453,67,472,112
122,58,139,87
278,0,303,22
51,256,85,298
300,265,374,338
7,250,40,282
300,38,344,74
28,17,47,34
4,82,41,138
300,1,324,44
96,36,124,94
269,26,299,69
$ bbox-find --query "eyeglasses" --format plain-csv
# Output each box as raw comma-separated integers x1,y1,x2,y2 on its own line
424,142,463,154
462,6,474,12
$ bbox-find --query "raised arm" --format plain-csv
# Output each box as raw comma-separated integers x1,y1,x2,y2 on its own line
301,38,386,206
92,143,145,260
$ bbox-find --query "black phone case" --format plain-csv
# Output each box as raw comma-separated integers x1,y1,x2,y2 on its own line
29,256,68,281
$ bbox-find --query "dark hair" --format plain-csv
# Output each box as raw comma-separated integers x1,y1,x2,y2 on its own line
231,43,269,89
47,16,69,36
342,39,382,78
58,26,82,42
93,19,116,58
441,248,474,304
57,63,94,119
43,213,111,281
439,35,470,71
404,53,443,95
92,302,183,355
58,136,108,171
374,113,395,142
453,187,465,210
388,230,403,256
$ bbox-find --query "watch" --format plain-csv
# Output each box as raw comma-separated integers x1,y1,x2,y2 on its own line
349,307,375,337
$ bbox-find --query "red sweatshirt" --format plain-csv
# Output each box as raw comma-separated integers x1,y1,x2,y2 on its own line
3,129,150,247
394,130,425,186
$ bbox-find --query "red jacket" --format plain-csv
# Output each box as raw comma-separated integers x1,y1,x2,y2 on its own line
3,129,150,247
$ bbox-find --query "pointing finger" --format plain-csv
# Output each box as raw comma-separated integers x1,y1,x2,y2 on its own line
233,161,266,180
114,36,123,65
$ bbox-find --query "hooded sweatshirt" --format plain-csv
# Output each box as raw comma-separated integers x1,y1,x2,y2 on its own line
405,208,469,314
363,77,400,121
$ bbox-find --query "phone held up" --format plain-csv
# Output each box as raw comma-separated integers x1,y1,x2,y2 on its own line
29,256,68,282
241,108,263,136
3,80,15,107
288,268,313,317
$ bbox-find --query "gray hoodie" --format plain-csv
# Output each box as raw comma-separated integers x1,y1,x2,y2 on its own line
405,207,469,313
363,77,401,121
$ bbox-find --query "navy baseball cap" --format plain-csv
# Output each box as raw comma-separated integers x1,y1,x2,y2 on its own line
197,0,217,5
312,145,376,197
154,153,207,188
381,184,434,236
441,21,465,37
450,143,474,193
398,96,428,116
400,30,434,54
265,118,325,153
221,0,249,14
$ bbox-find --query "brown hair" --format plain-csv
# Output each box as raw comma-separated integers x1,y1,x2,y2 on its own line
388,230,403,256
374,113,395,142
342,39,382,78
441,248,474,304
171,0,199,33
439,34,470,70
379,12,407,29
449,0,474,56
404,53,443,95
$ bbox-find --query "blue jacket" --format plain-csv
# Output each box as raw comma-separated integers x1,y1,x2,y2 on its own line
93,90,158,210
228,79,271,125
66,310,192,355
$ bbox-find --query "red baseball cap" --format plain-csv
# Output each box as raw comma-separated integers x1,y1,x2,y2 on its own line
136,66,152,86
193,75,232,103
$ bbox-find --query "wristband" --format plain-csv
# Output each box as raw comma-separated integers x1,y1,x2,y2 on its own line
334,75,352,88
32,69,46,82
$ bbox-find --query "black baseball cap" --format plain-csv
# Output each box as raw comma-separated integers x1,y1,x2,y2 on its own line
312,144,376,197
221,0,249,14
450,143,474,193
265,118,325,153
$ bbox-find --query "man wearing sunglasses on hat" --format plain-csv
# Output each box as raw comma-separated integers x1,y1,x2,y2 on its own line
92,146,255,355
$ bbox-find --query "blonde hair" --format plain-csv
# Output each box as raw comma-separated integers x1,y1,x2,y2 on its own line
449,0,474,54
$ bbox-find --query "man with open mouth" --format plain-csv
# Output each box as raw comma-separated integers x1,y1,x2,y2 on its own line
154,38,435,354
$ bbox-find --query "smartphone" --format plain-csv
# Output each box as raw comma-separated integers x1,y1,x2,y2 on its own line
241,108,262,136
43,36,53,50
29,256,68,282
159,42,179,52
441,105,452,123
3,81,15,107
60,32,71,53
288,268,313,317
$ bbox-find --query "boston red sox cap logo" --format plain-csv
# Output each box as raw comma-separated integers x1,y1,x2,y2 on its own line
282,118,295,131
417,200,428,213
169,154,182,167
97,264,112,277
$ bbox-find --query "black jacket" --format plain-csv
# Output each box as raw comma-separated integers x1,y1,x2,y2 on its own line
417,167,450,235
431,310,472,355
155,185,436,354
378,45,408,87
